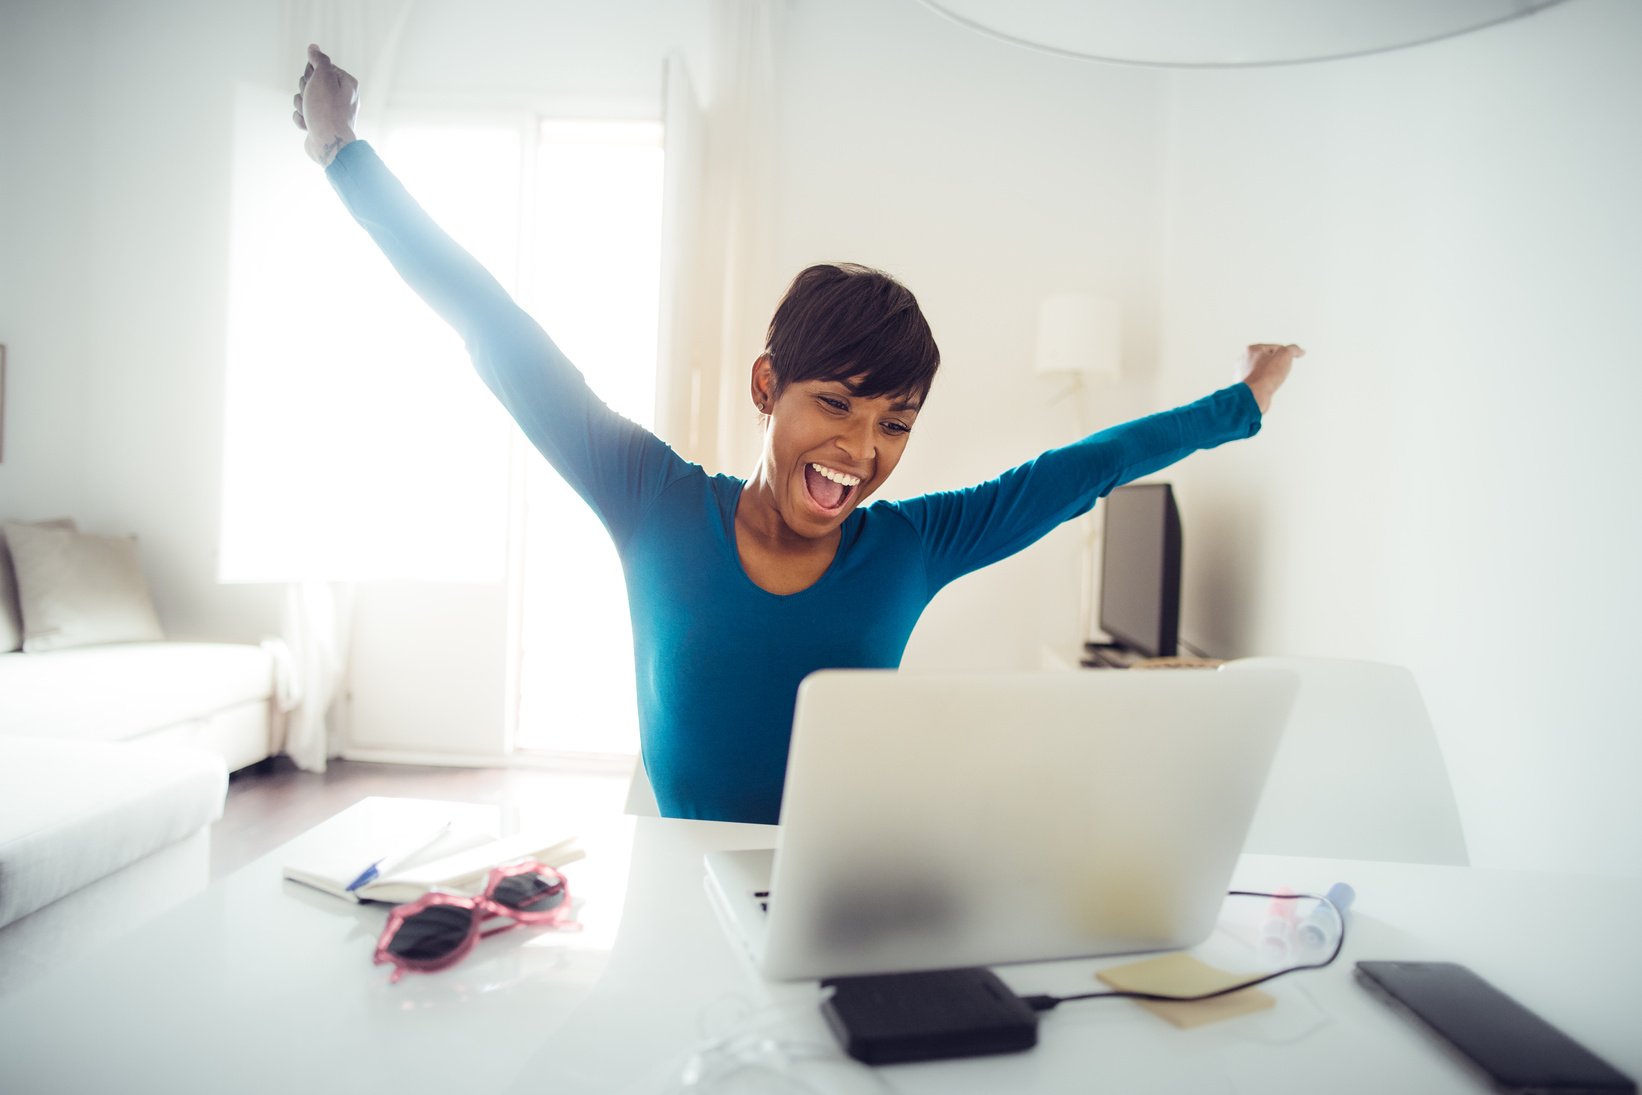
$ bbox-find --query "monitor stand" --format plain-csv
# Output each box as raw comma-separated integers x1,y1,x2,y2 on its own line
1081,644,1224,670
1081,643,1145,669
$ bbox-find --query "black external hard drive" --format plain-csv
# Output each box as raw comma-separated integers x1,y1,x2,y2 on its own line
820,967,1040,1065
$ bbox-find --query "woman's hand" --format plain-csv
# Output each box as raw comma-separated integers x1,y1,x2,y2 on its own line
292,44,358,166
1239,343,1306,414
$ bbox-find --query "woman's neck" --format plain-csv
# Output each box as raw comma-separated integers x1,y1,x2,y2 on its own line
733,476,841,594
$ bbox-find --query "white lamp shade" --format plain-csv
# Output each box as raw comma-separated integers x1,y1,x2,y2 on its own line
1035,294,1122,381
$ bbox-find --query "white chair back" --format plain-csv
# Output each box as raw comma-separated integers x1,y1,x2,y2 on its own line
1222,656,1469,865
623,756,660,817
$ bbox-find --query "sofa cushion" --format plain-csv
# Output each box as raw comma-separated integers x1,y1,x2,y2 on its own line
0,737,227,929
0,519,76,654
5,522,165,653
0,642,275,743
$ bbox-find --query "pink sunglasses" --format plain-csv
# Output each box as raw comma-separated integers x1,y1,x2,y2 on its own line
373,859,574,983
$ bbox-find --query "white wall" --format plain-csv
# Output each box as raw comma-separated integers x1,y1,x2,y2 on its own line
1,0,285,641
1152,0,1642,876
770,0,1170,671
0,2,95,522
390,0,708,111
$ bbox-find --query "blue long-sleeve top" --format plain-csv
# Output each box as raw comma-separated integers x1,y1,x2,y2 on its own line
325,140,1263,823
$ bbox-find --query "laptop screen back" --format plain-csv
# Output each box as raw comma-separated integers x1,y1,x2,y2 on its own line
759,668,1297,980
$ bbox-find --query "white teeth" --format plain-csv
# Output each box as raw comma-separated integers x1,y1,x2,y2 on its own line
811,463,862,487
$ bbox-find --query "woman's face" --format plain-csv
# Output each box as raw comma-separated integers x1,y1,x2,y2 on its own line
752,357,921,540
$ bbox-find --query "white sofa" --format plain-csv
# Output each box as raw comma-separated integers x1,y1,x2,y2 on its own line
0,520,282,995
0,640,280,772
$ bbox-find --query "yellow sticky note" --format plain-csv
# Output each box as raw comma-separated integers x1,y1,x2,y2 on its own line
1096,953,1274,1029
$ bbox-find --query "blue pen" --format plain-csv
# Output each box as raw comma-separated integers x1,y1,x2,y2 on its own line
344,821,454,893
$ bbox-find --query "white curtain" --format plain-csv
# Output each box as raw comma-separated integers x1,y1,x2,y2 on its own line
248,0,413,771
673,0,781,474
655,54,707,459
272,581,354,771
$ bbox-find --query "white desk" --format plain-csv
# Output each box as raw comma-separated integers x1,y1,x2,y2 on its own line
1,798,1636,1094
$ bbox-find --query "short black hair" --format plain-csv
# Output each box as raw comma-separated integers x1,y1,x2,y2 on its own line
764,263,940,404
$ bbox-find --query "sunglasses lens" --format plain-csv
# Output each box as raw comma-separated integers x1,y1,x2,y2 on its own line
386,905,472,961
491,871,566,914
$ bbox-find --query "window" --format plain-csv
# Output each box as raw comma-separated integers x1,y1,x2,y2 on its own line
514,120,664,758
221,110,515,584
223,97,663,759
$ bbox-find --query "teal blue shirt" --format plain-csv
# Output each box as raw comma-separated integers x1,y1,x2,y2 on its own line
327,141,1262,823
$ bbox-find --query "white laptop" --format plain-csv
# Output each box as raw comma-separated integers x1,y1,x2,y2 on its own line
704,667,1297,981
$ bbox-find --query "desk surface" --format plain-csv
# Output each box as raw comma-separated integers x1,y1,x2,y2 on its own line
1,797,1637,1094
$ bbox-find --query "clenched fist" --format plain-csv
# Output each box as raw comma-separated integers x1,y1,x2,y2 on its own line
292,44,358,166
1240,343,1306,414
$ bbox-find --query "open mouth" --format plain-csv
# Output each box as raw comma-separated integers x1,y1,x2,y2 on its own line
803,462,861,514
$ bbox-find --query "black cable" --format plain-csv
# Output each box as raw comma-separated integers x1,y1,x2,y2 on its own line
1022,890,1346,1012
1178,638,1210,659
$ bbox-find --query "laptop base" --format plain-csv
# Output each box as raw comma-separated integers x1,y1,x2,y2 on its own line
820,967,1039,1065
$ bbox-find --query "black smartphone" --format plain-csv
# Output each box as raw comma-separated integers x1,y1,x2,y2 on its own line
1355,961,1635,1094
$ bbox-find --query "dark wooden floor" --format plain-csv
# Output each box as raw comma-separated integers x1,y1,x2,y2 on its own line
211,757,628,879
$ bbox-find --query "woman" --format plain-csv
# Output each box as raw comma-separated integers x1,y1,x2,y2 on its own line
294,47,1304,824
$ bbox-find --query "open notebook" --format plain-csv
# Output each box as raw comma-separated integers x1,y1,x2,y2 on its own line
282,801,581,904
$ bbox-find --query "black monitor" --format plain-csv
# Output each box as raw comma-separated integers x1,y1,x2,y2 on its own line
1098,483,1181,658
